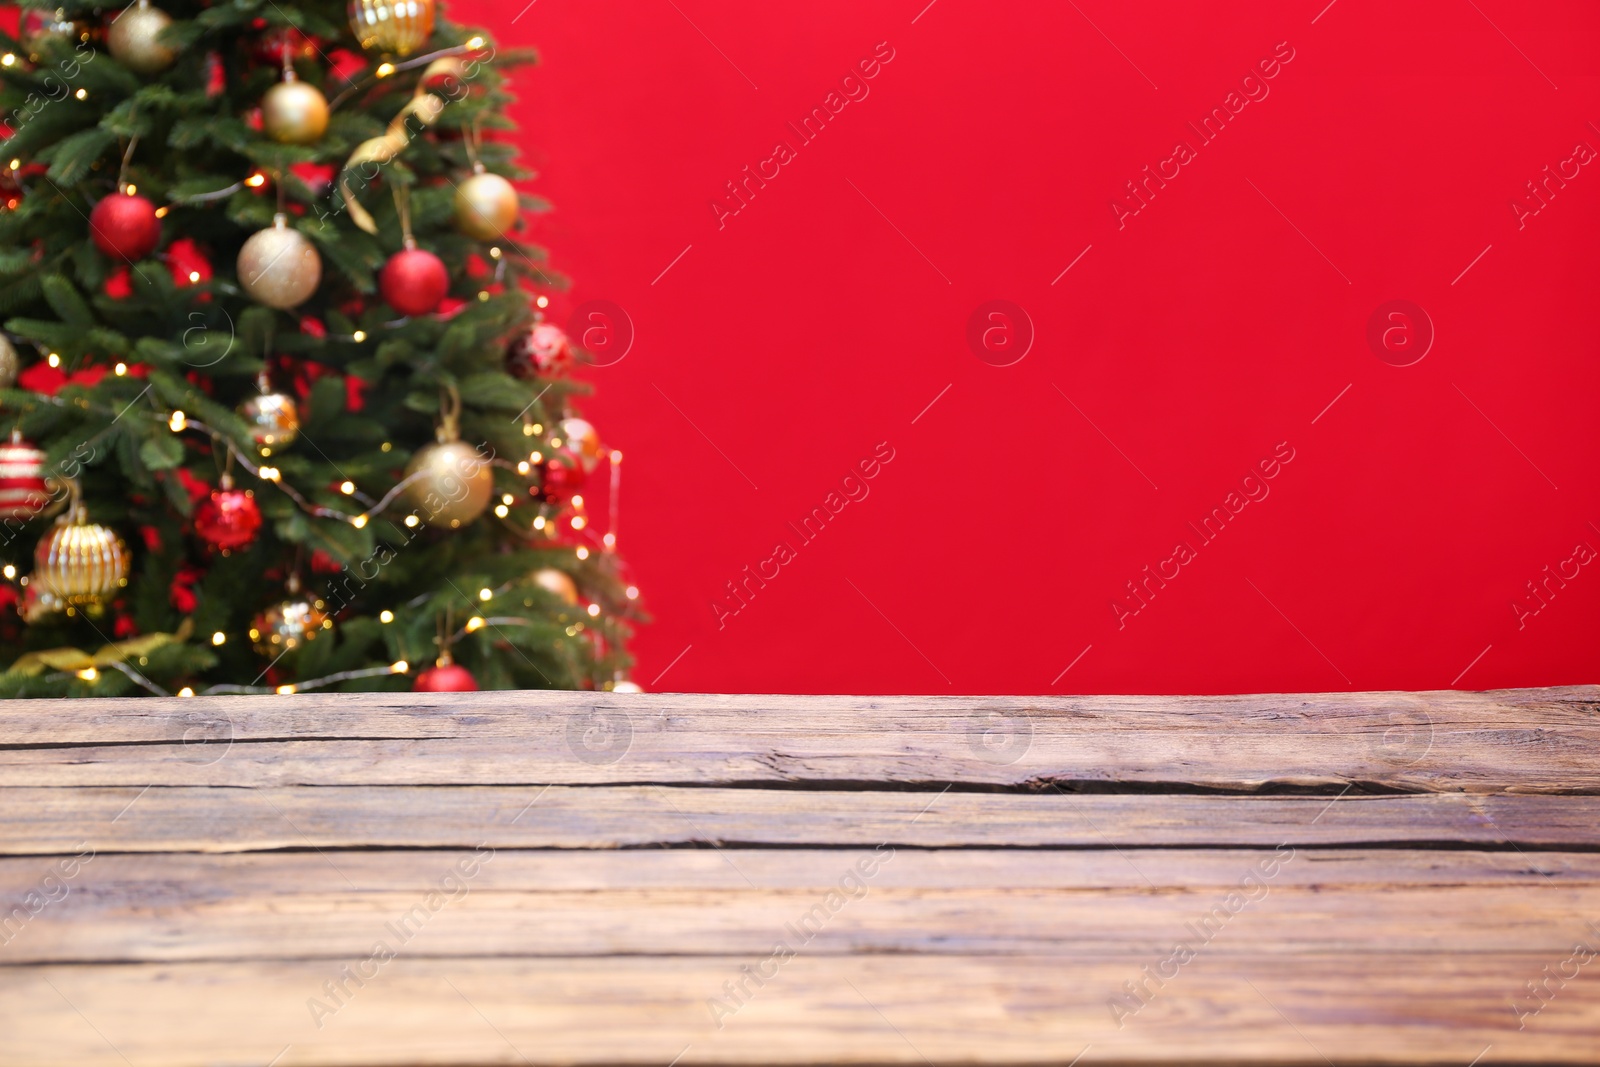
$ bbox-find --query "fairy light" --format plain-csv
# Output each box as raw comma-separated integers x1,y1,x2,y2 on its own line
531,424,543,435
489,246,502,259
379,610,394,623
390,660,409,674
276,684,297,695
576,546,590,560
47,353,60,368
516,461,530,475
178,687,195,697
465,616,486,632
114,363,128,376
260,446,272,457
532,516,546,530
522,423,535,437
477,291,490,302
535,295,549,309
571,495,583,508
352,330,367,342
375,62,396,77
125,184,138,196
626,585,639,600
550,437,563,448
154,207,169,218
0,55,14,68
340,481,355,494
478,587,493,601
529,451,543,464
586,603,601,617
494,504,509,518
571,516,587,530
259,466,280,481
1,565,13,579
380,441,391,452
74,88,87,100
212,631,226,646
169,410,186,431
8,159,19,170
77,667,98,681
603,533,616,548
501,493,515,505
404,514,420,528
245,173,267,188
351,514,369,529
466,35,486,49
187,271,200,283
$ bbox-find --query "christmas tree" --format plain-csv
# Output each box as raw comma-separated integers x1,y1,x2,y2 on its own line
0,0,642,696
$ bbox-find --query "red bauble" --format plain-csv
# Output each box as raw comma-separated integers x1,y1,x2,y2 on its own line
533,456,587,504
89,193,162,261
379,248,449,317
508,322,573,379
415,659,478,692
194,483,262,550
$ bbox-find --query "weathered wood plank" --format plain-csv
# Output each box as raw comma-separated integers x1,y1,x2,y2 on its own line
1,686,1595,791
2,955,1594,1065
3,785,1597,853
3,850,1597,964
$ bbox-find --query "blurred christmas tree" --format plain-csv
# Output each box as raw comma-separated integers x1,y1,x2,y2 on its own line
0,0,642,696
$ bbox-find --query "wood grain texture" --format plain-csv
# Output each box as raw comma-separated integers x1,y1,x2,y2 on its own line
2,786,1599,853
2,687,1597,1066
0,685,1595,791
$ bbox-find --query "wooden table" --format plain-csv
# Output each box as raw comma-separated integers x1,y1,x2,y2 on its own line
1,686,1597,1065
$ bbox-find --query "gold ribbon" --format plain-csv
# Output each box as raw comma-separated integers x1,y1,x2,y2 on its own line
4,620,193,677
339,58,467,235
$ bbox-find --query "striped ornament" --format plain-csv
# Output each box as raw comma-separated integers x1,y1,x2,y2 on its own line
0,436,49,520
33,516,130,605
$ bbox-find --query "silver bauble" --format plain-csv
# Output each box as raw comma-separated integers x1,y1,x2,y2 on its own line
106,0,176,75
238,214,322,310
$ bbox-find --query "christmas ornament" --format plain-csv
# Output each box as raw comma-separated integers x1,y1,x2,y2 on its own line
106,0,177,75
193,475,261,550
32,504,130,610
0,334,19,389
379,246,449,317
249,578,330,654
532,567,578,606
560,417,602,473
414,653,477,692
454,168,518,241
403,388,493,528
508,322,573,379
238,382,300,450
261,72,329,145
348,0,435,56
404,440,492,527
89,192,162,261
238,214,322,310
0,432,50,520
533,456,585,505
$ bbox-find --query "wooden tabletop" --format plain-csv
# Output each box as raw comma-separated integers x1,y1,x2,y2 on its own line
1,686,1597,1065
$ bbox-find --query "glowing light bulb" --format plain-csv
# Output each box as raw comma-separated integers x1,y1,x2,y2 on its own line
47,353,60,368
74,88,87,100
390,660,409,674
576,546,590,560
532,516,546,530
1,565,14,579
535,295,549,308
340,481,355,494
155,207,169,218
379,610,395,623
467,35,486,49
353,330,367,342
489,246,502,259
114,362,127,376
245,173,267,188
404,514,420,528
478,587,493,601
571,516,587,530
570,495,583,508
169,410,186,432
211,631,226,646
276,684,297,695
188,271,200,283
351,514,368,529
516,461,530,475
626,585,639,600
611,451,623,464
466,616,486,632
178,687,195,698
522,423,535,437
494,504,509,518
0,55,14,68
77,667,98,681
586,603,601,617
376,62,396,77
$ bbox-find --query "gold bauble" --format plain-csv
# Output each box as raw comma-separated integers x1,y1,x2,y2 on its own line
238,214,321,310
454,170,518,241
250,595,330,656
348,0,435,56
238,391,300,449
403,440,493,527
106,0,176,75
0,333,18,389
532,567,578,606
560,417,602,473
33,508,130,608
262,76,330,145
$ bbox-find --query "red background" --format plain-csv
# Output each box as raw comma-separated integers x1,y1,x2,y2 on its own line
448,0,1600,696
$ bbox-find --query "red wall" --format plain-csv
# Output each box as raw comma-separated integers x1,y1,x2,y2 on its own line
452,0,1600,696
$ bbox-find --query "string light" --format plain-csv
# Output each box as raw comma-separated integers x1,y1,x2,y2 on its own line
276,684,297,695
465,616,486,632
576,546,590,560
125,184,138,196
626,586,639,599
390,660,409,673
531,424,543,434
611,451,624,464
529,451,543,463
155,206,169,218
379,610,394,623
532,516,546,530
466,35,486,49
187,271,201,283
603,533,616,548
516,461,530,475
178,687,195,697
571,516,586,530
571,495,583,508
478,587,492,601
352,330,367,342
0,55,13,68
586,603,600,617
77,667,98,681
535,295,549,309
477,291,490,302
489,247,502,259
74,88,87,100
1,565,13,580
245,173,267,188
114,363,128,376
550,437,563,448
375,62,396,77
501,493,514,505
351,514,368,529
7,159,19,170
380,441,391,452
494,504,509,518
340,481,356,494
404,514,420,528
169,410,186,431
211,631,226,646
258,466,280,481
522,423,535,437
47,353,60,367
